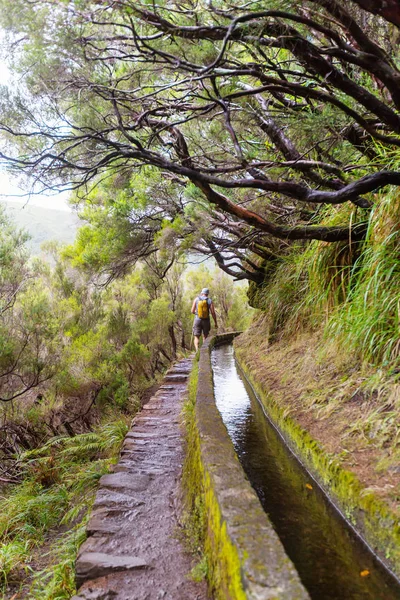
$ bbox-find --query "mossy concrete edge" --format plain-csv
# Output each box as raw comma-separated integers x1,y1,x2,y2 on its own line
183,335,310,600
234,344,400,578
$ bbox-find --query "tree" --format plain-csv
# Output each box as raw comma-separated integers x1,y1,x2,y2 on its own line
1,0,400,281
0,205,30,317
0,207,58,403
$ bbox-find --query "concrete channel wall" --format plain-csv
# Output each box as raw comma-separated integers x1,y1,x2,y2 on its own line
184,334,310,600
234,344,400,580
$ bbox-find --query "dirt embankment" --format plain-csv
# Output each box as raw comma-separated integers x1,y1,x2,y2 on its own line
234,323,400,516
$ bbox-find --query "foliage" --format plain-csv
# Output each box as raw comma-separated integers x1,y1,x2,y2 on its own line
0,207,57,404
1,0,400,285
251,186,400,371
326,191,400,367
0,419,128,596
29,521,87,600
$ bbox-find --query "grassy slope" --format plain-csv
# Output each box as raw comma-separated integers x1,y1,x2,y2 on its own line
235,322,400,515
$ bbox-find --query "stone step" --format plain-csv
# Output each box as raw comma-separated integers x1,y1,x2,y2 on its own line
75,552,149,588
164,374,189,382
73,355,206,600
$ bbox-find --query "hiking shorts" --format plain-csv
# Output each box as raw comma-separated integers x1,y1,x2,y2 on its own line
193,317,211,337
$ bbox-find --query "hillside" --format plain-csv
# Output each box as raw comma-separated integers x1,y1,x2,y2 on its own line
1,200,80,255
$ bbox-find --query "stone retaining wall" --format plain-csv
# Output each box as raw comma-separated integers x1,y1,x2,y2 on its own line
184,335,310,600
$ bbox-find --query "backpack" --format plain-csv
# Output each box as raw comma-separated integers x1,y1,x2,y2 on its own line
197,296,209,319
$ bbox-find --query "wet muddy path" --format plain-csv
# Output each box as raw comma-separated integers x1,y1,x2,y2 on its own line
73,357,207,600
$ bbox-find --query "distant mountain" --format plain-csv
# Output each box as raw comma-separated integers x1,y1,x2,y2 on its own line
1,200,80,256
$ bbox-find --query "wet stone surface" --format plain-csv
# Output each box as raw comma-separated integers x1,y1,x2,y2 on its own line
73,358,207,600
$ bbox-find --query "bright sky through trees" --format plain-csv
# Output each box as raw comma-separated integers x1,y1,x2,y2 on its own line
0,170,71,211
0,38,71,212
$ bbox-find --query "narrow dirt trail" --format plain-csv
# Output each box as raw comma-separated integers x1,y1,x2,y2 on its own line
73,357,208,600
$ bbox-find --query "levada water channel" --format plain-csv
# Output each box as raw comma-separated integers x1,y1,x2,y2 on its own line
211,342,400,600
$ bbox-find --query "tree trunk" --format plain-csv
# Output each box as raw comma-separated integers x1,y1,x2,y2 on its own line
168,325,177,359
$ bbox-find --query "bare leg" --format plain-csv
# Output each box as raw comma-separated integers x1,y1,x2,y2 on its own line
194,335,200,351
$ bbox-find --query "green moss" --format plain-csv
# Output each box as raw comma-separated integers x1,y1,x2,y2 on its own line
182,352,247,600
190,555,208,582
234,346,400,575
182,359,205,552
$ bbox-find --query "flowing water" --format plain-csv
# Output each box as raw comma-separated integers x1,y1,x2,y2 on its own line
212,343,400,600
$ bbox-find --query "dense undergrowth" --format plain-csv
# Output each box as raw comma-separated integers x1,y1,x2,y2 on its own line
251,187,400,373
0,419,128,598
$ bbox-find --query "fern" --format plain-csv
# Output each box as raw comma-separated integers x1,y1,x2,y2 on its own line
0,419,129,593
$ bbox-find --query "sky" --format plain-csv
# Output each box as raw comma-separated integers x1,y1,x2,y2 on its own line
0,171,72,212
0,38,72,213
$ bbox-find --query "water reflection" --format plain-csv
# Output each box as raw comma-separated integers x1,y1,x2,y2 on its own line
212,344,400,600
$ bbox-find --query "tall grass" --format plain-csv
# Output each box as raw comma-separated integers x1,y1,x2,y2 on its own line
326,193,400,367
252,248,310,339
254,193,400,371
30,521,88,600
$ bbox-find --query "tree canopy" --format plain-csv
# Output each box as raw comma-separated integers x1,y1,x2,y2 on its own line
1,0,400,281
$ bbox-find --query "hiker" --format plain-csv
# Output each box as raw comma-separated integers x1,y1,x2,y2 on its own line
191,288,218,351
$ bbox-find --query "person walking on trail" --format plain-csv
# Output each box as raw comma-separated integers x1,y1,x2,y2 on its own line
191,288,218,351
